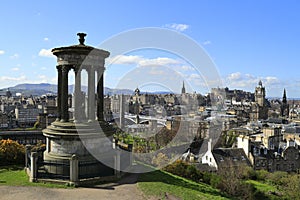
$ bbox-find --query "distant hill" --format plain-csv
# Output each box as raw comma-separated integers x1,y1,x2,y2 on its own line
0,83,134,96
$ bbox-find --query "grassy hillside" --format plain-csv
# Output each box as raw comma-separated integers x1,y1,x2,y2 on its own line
138,169,229,200
0,166,69,188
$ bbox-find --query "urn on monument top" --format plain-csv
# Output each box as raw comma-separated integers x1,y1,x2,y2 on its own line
77,32,87,45
51,33,110,66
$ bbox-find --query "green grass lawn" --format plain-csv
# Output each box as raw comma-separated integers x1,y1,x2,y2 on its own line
0,166,69,188
247,180,277,193
138,170,229,200
246,180,283,200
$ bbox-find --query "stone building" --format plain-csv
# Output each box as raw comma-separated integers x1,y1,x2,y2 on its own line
15,105,41,127
250,81,269,121
201,139,251,171
237,131,300,172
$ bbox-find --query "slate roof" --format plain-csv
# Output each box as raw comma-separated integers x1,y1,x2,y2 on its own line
212,148,251,167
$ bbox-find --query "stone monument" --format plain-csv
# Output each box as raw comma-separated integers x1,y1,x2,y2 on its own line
42,33,118,180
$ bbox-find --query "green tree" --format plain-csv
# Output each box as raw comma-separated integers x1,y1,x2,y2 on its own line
281,174,300,200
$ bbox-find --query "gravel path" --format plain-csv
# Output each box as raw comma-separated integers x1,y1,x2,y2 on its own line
0,174,146,200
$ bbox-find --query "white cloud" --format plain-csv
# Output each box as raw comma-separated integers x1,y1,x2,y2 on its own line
107,55,143,65
44,37,49,41
38,48,55,58
149,69,166,75
203,40,211,45
139,57,179,67
227,72,242,81
0,50,5,55
165,23,189,32
11,67,19,71
50,77,57,84
40,67,47,70
10,53,19,59
181,65,195,71
108,55,180,67
224,72,282,93
0,75,26,82
189,73,201,79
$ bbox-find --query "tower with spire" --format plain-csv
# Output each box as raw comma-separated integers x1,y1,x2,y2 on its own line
251,80,268,121
255,80,266,107
181,81,186,94
281,88,289,117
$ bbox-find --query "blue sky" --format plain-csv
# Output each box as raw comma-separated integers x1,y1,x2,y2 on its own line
0,1,300,97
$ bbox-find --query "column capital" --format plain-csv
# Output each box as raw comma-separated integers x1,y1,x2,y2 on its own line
73,65,82,74
85,65,95,73
61,65,71,73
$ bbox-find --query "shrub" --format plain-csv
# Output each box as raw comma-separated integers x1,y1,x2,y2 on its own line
202,172,212,184
217,165,258,199
267,171,288,185
254,169,269,181
31,140,46,152
164,160,188,176
185,164,202,182
281,174,300,200
152,153,169,168
0,139,25,165
164,160,203,182
209,173,221,188
239,166,257,180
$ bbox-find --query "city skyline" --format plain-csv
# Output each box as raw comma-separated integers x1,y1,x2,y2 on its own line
0,1,300,97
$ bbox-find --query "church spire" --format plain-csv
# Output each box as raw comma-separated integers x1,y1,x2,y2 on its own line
283,88,287,103
181,81,186,94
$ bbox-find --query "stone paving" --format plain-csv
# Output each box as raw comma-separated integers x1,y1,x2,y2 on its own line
0,174,146,200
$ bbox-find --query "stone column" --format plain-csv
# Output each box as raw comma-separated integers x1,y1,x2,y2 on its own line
25,145,32,168
61,65,70,122
97,68,104,121
69,154,79,186
74,68,81,122
119,95,124,129
30,152,38,182
114,150,121,178
56,66,62,121
87,67,95,122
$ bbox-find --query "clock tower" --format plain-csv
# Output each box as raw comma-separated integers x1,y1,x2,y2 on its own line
255,80,265,107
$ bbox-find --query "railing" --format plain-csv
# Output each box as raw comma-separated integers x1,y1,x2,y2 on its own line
78,160,114,179
26,142,132,184
37,160,70,180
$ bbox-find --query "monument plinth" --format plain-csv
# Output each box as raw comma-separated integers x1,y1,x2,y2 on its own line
42,33,115,178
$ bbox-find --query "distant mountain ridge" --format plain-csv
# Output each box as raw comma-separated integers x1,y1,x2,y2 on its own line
0,83,134,96
1,83,297,98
